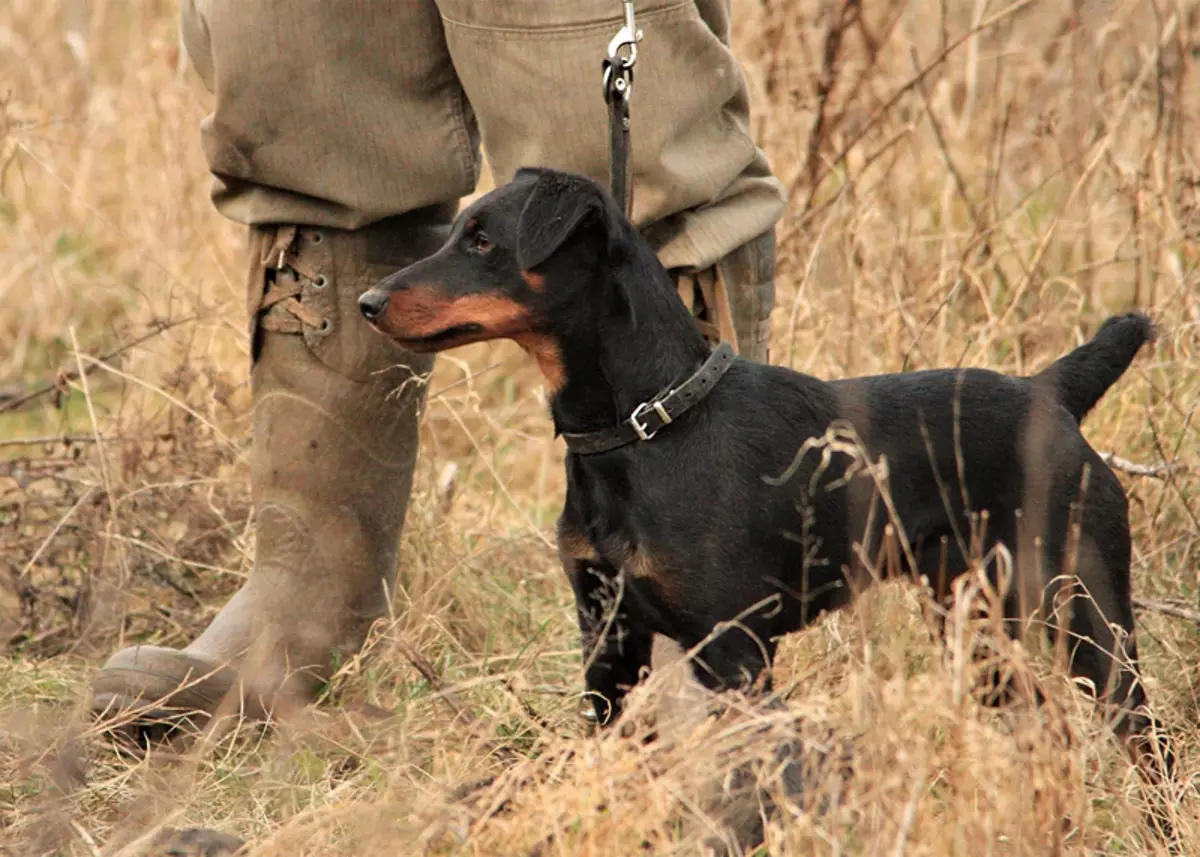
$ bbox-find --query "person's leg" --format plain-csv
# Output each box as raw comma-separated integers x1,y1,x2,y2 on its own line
434,0,785,360
90,0,477,733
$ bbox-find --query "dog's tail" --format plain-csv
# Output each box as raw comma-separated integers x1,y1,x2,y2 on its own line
1033,313,1155,423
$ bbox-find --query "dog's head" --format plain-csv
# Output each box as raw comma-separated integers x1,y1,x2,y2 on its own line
358,167,631,359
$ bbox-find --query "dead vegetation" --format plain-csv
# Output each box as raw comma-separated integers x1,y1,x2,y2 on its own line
2,0,1199,854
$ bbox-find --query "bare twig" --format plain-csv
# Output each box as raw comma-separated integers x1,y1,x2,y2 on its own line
74,350,238,450
0,314,197,414
796,0,1036,213
806,0,861,187
911,46,982,229
428,359,511,400
0,431,177,448
909,44,1010,294
19,485,94,578
1099,451,1186,479
997,12,1180,326
503,678,556,734
395,638,476,725
891,764,932,857
1134,598,1200,625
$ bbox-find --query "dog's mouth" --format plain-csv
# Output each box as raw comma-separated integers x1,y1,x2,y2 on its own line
365,290,529,352
394,322,487,352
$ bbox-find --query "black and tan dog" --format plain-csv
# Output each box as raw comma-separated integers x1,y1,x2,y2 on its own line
358,167,1174,787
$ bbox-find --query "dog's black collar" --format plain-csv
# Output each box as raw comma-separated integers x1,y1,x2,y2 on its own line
561,342,736,456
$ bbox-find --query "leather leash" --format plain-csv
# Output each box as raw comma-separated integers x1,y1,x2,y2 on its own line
602,1,641,217
572,9,736,456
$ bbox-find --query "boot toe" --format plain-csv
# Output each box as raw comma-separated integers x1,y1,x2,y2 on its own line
90,646,240,743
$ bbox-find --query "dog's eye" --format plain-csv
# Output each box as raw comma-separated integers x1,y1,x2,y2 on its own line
469,231,494,254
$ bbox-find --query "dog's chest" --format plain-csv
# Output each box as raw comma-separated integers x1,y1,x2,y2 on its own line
567,453,832,575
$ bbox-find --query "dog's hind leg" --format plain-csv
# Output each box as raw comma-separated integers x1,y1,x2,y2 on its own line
1047,530,1181,840
1069,612,1180,838
1062,590,1176,767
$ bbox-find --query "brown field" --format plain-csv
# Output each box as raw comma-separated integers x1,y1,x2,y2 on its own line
3,0,1199,854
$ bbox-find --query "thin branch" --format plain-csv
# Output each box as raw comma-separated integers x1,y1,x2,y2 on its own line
428,359,511,400
19,486,95,578
806,0,861,187
0,314,197,415
909,44,1010,294
0,432,177,448
394,638,476,725
1099,451,1186,480
997,11,1179,326
795,0,1037,213
1134,598,1200,625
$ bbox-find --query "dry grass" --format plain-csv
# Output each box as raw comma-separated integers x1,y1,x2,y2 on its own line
3,0,1200,854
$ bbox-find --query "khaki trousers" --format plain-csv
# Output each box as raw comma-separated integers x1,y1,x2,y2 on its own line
180,0,784,273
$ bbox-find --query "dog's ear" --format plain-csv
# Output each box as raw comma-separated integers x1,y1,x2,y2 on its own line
515,171,617,270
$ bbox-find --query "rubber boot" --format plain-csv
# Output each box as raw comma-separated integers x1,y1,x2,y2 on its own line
90,205,454,738
673,228,776,363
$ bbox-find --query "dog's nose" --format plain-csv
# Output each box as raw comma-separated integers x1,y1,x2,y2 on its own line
358,289,389,321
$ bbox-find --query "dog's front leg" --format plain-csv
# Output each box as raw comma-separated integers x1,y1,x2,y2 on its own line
565,558,654,727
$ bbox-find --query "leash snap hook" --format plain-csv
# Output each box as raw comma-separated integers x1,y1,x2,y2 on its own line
603,0,642,101
628,397,672,442
607,0,642,68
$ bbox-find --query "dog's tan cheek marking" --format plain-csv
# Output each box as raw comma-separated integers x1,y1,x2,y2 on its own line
521,270,545,291
391,294,531,341
447,295,531,337
380,285,450,336
514,332,566,393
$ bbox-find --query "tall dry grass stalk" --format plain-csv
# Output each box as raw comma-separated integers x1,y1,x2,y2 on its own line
2,0,1198,854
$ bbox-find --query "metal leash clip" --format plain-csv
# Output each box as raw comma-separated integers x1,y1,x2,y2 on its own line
602,0,643,102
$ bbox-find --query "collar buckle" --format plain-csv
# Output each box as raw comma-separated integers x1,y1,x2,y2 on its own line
628,398,673,442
